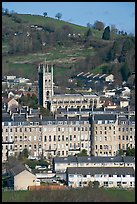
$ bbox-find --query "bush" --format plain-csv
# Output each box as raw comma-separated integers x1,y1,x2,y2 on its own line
93,181,100,188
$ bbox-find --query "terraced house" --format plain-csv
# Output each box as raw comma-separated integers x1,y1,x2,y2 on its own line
2,108,135,162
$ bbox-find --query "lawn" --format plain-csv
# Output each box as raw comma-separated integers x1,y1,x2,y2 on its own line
2,188,135,202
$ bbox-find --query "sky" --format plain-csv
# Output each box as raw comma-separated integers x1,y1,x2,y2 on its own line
2,2,135,34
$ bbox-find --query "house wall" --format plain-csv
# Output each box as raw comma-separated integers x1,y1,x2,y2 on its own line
14,170,39,190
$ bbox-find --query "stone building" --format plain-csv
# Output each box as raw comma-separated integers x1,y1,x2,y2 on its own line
2,109,135,162
38,60,101,112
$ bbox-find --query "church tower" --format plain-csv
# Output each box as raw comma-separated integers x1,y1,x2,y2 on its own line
38,59,54,108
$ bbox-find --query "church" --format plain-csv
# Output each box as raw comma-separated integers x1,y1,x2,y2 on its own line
38,60,101,113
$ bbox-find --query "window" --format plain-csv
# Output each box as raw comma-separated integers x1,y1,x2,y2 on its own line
54,135,56,141
20,136,22,141
70,135,72,141
58,135,60,141
122,135,125,140
62,135,64,141
49,135,51,142
85,127,88,131
126,135,128,140
58,127,60,131
24,136,27,141
74,127,76,131
100,145,102,149
117,182,121,186
104,181,108,186
44,136,47,142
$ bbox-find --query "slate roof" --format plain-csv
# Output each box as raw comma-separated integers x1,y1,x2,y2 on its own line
67,167,135,176
2,113,12,122
8,164,26,176
123,156,135,163
13,115,27,122
94,114,116,121
53,156,77,163
77,156,123,163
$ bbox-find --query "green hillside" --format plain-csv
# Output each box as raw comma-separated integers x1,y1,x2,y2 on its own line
2,13,135,87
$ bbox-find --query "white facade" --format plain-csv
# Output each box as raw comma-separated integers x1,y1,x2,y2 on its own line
67,167,135,188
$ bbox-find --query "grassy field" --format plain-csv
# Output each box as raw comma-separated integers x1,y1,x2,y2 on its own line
2,188,135,202
2,45,96,80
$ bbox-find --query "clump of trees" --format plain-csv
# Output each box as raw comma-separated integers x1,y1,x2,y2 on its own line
18,93,38,108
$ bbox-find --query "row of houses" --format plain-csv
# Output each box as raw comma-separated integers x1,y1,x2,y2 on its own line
2,102,135,162
3,155,135,190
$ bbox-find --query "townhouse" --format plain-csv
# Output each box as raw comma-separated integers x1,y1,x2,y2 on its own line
91,113,135,156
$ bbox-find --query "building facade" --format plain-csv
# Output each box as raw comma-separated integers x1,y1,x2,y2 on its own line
66,167,135,188
2,111,135,162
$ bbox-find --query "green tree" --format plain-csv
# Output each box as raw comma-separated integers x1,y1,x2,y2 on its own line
77,149,88,156
55,13,62,20
102,26,110,40
18,148,29,161
43,12,47,17
116,149,124,156
120,63,130,81
93,181,100,188
126,147,135,156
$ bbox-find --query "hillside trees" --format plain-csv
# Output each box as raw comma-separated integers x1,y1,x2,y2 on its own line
119,38,134,63
120,63,130,81
107,40,122,61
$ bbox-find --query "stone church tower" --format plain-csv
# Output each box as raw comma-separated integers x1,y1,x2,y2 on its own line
38,60,54,108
